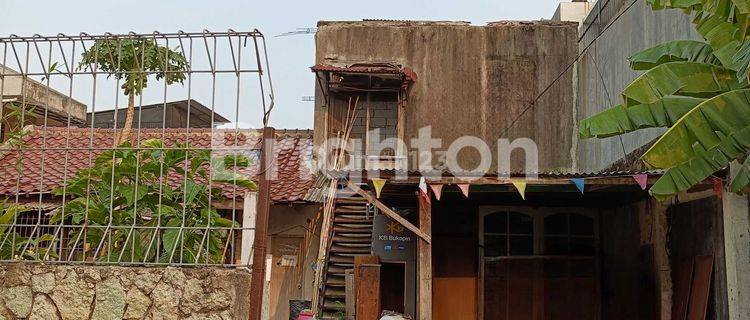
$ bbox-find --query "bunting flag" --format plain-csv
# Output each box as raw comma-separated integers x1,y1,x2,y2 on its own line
511,180,527,200
419,176,428,194
632,174,648,190
372,178,386,198
457,184,470,198
429,183,444,201
713,178,723,198
571,178,585,194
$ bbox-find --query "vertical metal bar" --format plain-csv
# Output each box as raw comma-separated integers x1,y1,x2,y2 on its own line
248,126,274,320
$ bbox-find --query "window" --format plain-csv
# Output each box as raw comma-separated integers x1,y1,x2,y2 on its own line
543,213,595,256
483,211,534,257
481,209,597,258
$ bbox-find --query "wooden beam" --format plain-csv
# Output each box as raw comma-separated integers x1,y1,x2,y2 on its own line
355,255,381,320
417,191,432,320
248,126,274,320
346,180,431,244
387,176,666,186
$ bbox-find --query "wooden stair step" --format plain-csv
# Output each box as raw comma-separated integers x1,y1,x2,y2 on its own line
331,244,371,254
333,225,372,233
334,216,373,223
333,235,372,243
322,299,346,311
325,287,346,298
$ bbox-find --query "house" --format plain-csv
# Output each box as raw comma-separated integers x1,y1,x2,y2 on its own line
306,17,748,320
1,64,88,142
87,99,230,129
0,125,320,319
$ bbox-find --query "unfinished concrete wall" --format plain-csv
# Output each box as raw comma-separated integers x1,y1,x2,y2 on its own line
267,204,320,320
314,20,578,172
576,0,700,171
1,65,87,122
0,263,251,320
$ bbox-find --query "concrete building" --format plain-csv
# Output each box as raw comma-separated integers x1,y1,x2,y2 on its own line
87,99,230,129
1,64,87,141
572,0,750,319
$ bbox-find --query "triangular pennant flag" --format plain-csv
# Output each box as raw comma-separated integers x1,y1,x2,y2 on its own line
511,180,527,200
419,176,428,194
571,178,585,194
457,184,470,198
372,178,386,198
713,178,723,198
633,174,648,190
429,183,444,201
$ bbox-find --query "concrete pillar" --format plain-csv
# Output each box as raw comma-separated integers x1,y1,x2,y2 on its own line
723,163,750,320
241,191,258,265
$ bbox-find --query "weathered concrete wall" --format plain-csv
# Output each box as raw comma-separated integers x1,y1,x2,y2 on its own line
0,264,251,320
576,0,701,171
315,20,578,172
267,204,320,320
1,65,87,122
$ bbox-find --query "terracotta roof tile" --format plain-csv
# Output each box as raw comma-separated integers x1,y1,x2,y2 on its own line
0,126,314,203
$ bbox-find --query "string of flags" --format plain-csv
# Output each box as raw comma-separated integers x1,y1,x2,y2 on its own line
368,173,722,200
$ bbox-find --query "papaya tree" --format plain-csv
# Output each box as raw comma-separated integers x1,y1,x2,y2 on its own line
579,0,750,200
51,139,257,263
79,38,187,144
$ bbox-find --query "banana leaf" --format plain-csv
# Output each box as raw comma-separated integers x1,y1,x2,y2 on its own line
629,40,720,70
729,155,750,191
580,96,706,138
640,89,750,198
695,14,743,70
647,0,702,10
621,62,742,107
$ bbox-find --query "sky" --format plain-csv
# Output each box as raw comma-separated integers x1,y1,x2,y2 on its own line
1,0,567,129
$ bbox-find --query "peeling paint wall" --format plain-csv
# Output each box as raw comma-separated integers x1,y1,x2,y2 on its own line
0,264,251,320
576,0,701,171
314,20,578,172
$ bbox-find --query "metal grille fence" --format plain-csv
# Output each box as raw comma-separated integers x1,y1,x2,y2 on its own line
0,30,274,266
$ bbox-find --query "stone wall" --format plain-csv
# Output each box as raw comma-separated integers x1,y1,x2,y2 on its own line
0,263,252,320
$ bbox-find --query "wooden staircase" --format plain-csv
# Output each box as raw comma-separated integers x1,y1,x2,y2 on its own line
318,189,374,319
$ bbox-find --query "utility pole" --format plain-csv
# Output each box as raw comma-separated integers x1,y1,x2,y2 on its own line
248,126,275,320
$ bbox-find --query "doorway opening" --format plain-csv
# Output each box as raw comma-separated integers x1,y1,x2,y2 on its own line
380,262,406,314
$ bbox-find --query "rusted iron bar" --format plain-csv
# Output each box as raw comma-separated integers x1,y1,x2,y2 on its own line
248,126,274,320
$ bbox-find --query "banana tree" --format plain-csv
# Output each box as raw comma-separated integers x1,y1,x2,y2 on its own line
579,0,750,200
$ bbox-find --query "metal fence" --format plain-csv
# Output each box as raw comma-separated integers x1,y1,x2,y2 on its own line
0,30,274,266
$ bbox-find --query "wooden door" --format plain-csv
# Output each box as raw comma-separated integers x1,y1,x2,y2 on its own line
480,209,598,320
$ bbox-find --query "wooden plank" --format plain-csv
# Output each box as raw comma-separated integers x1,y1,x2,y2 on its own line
672,259,695,320
248,126,275,320
418,191,432,320
346,269,356,320
355,255,381,320
346,180,431,243
687,255,714,320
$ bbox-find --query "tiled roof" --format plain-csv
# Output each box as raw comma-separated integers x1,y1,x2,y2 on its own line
0,126,314,203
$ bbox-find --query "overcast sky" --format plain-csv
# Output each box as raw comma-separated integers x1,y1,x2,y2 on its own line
1,0,567,129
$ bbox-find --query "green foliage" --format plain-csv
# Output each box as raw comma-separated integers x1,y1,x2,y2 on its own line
580,0,750,199
79,38,187,96
628,40,720,70
48,139,256,263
